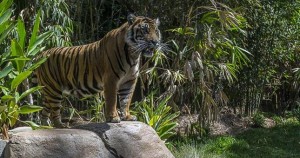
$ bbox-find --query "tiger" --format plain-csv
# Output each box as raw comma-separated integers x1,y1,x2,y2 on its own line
35,14,162,127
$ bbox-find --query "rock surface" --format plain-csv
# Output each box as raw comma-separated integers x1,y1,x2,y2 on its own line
3,121,174,158
0,139,7,158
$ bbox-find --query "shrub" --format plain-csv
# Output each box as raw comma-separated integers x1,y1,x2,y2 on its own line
0,0,52,139
134,93,180,142
252,112,265,127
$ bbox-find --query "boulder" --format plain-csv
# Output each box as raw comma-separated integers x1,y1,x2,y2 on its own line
0,139,7,158
3,121,174,158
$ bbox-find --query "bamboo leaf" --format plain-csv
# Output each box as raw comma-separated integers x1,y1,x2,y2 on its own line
22,121,53,129
0,64,13,79
158,122,177,140
17,18,26,50
18,105,43,114
0,0,13,15
11,70,32,89
0,22,14,44
22,121,40,130
28,10,41,52
17,86,43,102
0,8,12,25
28,31,52,56
11,39,25,72
0,106,6,113
1,95,14,102
27,57,47,71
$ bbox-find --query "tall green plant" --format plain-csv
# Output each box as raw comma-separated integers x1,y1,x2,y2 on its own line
141,1,250,128
0,0,52,139
134,93,180,142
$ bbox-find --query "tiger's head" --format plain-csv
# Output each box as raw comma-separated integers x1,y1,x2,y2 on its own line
126,14,162,57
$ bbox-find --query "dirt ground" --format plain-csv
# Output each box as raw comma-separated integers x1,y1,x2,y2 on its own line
175,107,257,136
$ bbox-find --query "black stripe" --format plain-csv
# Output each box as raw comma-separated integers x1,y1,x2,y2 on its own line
123,78,136,85
118,88,132,95
115,36,124,67
106,53,120,79
43,87,61,100
65,48,76,88
93,75,102,91
124,44,133,67
131,27,136,43
44,99,61,104
114,35,125,73
115,52,125,73
73,47,81,85
83,55,98,94
95,65,102,80
55,49,65,86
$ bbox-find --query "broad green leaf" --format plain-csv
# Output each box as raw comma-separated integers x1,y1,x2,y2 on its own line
0,22,14,44
0,105,6,113
11,70,32,89
1,95,14,102
18,105,43,114
22,121,40,130
17,86,43,102
22,121,53,130
11,39,25,72
17,18,26,50
158,122,177,139
29,46,45,57
9,57,31,61
28,31,52,56
0,8,12,25
0,85,9,93
0,64,13,79
8,110,18,126
28,10,41,52
149,115,160,127
160,132,175,141
27,57,47,71
0,0,13,15
11,39,24,56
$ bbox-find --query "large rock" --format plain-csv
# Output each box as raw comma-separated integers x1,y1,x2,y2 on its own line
3,121,174,158
0,139,7,158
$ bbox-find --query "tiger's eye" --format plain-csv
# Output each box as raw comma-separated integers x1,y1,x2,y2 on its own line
142,24,149,34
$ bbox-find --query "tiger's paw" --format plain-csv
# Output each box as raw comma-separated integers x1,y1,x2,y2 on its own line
106,116,121,123
40,117,51,126
123,115,137,121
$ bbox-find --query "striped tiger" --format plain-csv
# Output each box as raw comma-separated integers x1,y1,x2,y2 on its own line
35,14,162,127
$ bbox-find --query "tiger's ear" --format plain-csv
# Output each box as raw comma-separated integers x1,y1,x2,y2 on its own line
127,14,136,25
155,18,160,26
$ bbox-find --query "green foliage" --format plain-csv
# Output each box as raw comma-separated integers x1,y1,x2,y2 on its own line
134,93,180,142
161,1,250,127
204,136,248,155
253,112,265,127
170,120,300,158
38,0,73,46
292,106,300,121
75,97,106,123
231,0,300,115
0,0,51,139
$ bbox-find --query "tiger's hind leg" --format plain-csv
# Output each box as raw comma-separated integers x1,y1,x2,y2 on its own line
40,93,68,128
118,79,138,121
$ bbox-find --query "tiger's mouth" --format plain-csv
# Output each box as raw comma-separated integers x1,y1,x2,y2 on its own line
142,47,155,57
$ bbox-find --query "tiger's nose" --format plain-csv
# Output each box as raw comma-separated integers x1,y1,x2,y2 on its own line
150,40,159,47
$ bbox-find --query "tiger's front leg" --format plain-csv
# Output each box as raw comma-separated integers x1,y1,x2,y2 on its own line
118,79,138,121
104,82,121,123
